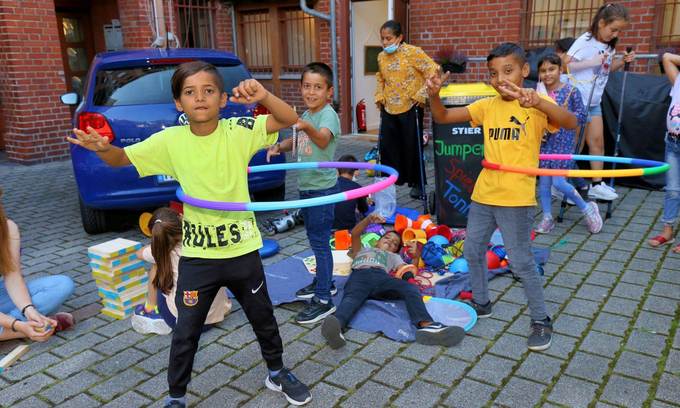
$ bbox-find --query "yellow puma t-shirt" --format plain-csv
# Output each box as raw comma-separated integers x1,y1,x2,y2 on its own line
125,115,277,259
467,96,558,207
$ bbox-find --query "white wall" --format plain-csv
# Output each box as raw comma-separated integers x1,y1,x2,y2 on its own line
351,0,386,132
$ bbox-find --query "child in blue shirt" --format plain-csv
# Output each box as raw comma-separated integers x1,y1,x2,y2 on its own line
267,62,340,324
333,154,369,230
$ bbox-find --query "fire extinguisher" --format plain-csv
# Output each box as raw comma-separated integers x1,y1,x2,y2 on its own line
356,99,367,132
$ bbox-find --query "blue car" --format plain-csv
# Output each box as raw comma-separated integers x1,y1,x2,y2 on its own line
61,48,286,234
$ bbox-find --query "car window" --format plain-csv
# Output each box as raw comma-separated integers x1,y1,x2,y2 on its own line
92,64,250,106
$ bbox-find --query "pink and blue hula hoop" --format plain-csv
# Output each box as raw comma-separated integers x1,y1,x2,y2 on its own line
175,161,399,212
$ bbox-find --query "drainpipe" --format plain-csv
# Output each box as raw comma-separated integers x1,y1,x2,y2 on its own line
228,2,238,56
153,0,167,47
300,0,338,106
388,0,394,20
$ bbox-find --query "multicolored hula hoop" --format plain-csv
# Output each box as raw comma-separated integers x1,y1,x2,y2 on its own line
176,161,398,212
482,154,669,177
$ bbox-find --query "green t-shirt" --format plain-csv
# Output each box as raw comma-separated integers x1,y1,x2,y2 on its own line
125,115,277,259
296,103,340,191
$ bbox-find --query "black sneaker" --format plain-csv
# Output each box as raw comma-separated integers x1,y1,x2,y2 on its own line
265,368,312,406
295,297,336,324
295,280,338,300
321,315,346,349
528,317,552,351
163,398,186,408
415,322,465,347
468,300,493,318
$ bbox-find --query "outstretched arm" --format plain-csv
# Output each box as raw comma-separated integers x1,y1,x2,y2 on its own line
350,213,384,258
67,127,131,167
230,79,297,133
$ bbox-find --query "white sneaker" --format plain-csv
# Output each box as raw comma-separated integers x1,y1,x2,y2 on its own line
583,201,603,234
588,183,618,201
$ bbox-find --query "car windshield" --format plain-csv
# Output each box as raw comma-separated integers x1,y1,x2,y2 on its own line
92,64,249,106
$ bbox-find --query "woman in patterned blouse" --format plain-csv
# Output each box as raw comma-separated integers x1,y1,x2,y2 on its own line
375,20,439,199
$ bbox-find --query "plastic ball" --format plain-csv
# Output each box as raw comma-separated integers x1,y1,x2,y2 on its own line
449,257,469,273
486,250,501,270
428,234,449,247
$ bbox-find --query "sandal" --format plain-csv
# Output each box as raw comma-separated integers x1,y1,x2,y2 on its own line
672,244,680,254
648,235,675,247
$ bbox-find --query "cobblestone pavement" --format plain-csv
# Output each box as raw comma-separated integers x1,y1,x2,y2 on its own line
0,136,679,408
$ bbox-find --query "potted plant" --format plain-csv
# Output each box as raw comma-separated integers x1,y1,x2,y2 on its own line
434,46,468,74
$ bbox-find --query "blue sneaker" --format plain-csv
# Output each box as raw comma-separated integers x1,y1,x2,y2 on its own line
131,304,172,335
265,367,312,405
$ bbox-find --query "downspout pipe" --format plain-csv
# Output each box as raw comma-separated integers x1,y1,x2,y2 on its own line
300,0,338,106
229,2,238,56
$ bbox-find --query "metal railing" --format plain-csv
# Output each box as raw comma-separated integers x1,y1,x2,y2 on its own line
451,54,663,83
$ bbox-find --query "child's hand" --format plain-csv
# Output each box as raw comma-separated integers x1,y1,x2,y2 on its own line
266,143,280,162
623,49,635,64
230,79,269,104
67,127,111,152
426,70,450,97
294,119,311,133
498,80,540,108
367,213,385,224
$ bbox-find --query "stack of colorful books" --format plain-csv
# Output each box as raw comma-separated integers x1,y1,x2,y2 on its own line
88,238,147,319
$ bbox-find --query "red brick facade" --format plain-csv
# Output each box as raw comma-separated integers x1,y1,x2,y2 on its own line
0,0,667,163
0,0,73,163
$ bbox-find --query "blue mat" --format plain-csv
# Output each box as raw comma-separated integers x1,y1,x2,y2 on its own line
263,248,549,342
262,250,472,342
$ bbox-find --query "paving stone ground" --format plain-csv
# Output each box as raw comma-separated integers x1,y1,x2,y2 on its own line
1,136,679,407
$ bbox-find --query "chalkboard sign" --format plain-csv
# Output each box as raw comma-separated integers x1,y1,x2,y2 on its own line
432,121,484,227
364,46,381,75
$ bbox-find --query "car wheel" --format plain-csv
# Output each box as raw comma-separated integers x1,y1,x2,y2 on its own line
252,184,286,202
79,197,109,234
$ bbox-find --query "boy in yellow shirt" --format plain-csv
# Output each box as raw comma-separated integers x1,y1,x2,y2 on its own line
427,43,577,351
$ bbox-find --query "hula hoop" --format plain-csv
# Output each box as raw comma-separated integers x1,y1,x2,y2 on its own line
176,161,398,211
482,154,669,178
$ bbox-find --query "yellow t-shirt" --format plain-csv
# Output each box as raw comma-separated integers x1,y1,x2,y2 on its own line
125,115,278,259
467,96,558,207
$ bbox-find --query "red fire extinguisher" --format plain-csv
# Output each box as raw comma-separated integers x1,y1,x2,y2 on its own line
356,99,367,132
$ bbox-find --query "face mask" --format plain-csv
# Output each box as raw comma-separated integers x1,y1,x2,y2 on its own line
383,43,399,54
352,176,358,182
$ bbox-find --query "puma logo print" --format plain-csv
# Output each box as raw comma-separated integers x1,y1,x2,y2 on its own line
251,281,264,294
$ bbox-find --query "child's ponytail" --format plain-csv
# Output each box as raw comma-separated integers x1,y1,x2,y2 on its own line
0,189,15,275
149,207,182,294
589,3,629,49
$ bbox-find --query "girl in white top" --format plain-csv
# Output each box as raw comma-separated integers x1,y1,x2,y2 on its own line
566,3,635,200
132,207,231,335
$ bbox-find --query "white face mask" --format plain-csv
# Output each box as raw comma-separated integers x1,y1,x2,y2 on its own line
352,176,359,182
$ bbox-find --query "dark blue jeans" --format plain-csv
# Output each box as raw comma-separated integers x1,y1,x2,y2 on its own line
300,184,339,301
335,267,432,328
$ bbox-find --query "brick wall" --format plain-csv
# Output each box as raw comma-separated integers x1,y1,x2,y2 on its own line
0,0,73,163
214,1,233,52
409,0,658,83
118,0,154,48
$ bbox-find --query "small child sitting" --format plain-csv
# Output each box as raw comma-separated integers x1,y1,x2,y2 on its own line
333,154,369,230
321,212,465,348
132,208,231,335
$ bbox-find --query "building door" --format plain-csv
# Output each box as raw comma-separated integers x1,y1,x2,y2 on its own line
56,12,94,95
350,0,387,133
